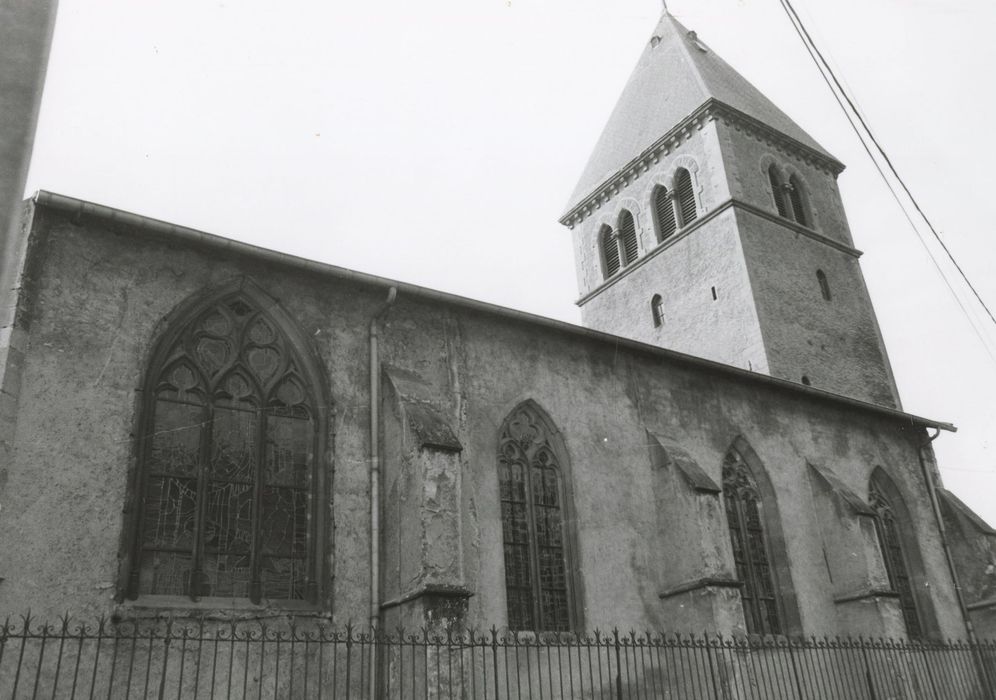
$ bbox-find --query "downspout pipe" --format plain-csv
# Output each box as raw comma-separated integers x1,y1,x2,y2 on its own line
369,286,397,698
917,427,977,642
918,429,996,699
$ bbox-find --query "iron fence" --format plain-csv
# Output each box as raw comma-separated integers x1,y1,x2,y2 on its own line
1,614,994,699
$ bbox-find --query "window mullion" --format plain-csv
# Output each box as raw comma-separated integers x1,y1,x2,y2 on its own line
522,447,543,630
738,497,760,634
190,401,214,601
249,404,266,604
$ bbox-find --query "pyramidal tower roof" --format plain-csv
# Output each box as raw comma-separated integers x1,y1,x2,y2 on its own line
564,12,839,215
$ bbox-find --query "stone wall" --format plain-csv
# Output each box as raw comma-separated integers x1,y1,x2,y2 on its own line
0,201,969,642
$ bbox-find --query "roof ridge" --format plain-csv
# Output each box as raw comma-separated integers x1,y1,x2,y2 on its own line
562,14,838,217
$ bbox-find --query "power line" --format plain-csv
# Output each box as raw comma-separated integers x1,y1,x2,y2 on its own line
775,0,996,352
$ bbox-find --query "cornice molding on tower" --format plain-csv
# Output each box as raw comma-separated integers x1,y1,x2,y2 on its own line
575,197,862,307
560,99,845,229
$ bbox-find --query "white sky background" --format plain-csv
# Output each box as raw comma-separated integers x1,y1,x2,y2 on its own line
25,0,996,524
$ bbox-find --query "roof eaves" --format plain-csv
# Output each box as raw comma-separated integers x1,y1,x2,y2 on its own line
31,190,952,434
560,99,845,225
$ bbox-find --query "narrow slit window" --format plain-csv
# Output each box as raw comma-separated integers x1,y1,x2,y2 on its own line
600,225,620,278
674,168,698,226
651,294,664,327
653,185,677,241
619,210,639,266
817,269,831,301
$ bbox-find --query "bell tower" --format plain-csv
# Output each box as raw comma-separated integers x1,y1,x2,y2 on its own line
560,12,901,408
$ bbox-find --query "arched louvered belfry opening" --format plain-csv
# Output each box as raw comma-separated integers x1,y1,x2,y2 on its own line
125,279,329,606
816,269,831,301
652,185,677,242
497,401,580,632
600,224,620,279
768,165,789,219
721,437,799,636
651,294,664,327
618,209,639,266
869,467,935,639
788,174,808,226
674,168,698,226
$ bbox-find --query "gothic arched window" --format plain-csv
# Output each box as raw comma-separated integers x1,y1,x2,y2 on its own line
768,165,790,219
652,185,677,241
869,473,923,638
722,447,782,635
674,168,698,226
651,294,664,327
618,210,639,266
600,225,620,278
128,285,325,605
788,175,808,226
498,402,576,631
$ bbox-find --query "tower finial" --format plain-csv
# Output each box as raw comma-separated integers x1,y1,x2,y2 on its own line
661,0,669,12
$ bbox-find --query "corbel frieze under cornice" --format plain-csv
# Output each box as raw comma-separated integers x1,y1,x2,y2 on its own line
560,99,845,229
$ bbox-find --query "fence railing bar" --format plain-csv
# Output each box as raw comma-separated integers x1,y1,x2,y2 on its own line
2,616,996,699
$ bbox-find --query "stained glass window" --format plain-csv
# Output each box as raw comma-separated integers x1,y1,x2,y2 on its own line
498,404,573,631
134,293,317,604
870,479,923,639
722,448,782,635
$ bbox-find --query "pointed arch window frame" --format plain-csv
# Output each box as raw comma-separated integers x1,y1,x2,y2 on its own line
720,437,801,637
868,467,938,640
120,280,330,608
497,401,583,632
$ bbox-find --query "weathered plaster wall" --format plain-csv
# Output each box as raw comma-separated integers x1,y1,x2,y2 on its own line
0,206,376,622
715,120,901,407
571,120,730,298
579,209,768,373
0,203,967,642
737,211,900,407
714,120,852,248
376,282,964,637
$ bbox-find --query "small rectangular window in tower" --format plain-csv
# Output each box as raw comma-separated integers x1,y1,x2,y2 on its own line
711,286,717,301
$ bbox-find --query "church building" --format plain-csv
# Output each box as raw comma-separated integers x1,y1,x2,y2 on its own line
1,6,994,657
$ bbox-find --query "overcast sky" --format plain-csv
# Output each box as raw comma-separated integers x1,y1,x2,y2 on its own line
24,0,996,524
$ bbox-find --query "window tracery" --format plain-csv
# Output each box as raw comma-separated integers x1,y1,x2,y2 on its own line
498,403,573,631
869,479,923,638
131,291,319,604
722,448,782,635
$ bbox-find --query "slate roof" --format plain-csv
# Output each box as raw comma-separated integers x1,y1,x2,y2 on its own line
564,12,839,216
